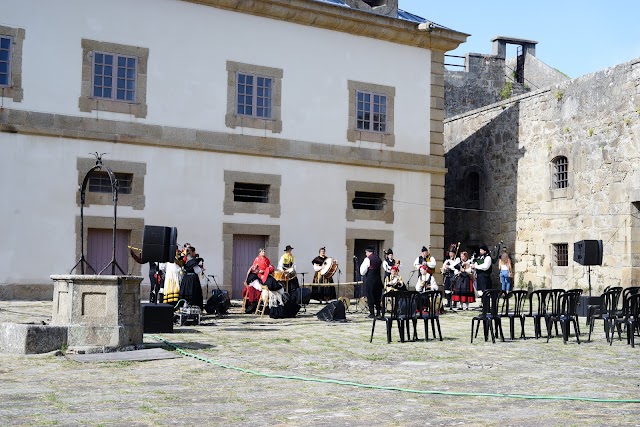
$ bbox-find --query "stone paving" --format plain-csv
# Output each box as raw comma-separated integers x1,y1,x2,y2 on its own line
1,299,639,427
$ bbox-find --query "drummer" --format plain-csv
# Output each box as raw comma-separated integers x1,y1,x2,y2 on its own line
277,244,299,293
311,247,337,302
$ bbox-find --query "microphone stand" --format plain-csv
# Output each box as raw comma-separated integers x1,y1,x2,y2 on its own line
298,272,307,313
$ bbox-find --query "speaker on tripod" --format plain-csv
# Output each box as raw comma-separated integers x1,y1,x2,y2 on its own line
141,225,178,263
573,240,603,266
573,240,603,297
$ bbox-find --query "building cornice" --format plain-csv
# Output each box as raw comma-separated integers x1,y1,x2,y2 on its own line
183,0,468,52
0,109,446,174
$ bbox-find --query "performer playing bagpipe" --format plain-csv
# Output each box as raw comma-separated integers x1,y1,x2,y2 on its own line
441,243,460,309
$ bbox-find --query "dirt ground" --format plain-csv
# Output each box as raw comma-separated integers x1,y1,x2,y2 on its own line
1,299,639,427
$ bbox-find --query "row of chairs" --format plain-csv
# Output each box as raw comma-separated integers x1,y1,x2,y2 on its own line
587,286,640,347
471,289,585,344
369,290,443,344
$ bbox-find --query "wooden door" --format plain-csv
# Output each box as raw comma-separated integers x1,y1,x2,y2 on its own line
232,235,266,298
87,228,129,275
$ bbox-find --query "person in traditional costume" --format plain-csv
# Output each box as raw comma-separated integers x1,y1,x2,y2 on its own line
163,248,184,306
382,248,400,281
415,264,438,293
242,264,263,313
277,245,299,293
452,251,476,310
383,265,406,292
441,244,460,309
253,248,274,284
179,246,204,309
413,246,437,274
472,244,492,295
359,245,383,318
311,247,337,302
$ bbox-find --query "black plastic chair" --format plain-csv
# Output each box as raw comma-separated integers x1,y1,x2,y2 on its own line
471,289,504,343
587,288,622,343
523,289,551,339
370,291,417,343
415,290,443,341
546,292,581,344
610,293,640,348
500,290,528,340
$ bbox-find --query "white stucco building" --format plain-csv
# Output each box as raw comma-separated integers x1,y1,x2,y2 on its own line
0,0,466,299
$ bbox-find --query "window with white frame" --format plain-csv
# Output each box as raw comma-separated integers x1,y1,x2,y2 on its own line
225,61,283,133
237,73,272,119
92,52,137,102
79,39,148,118
552,156,568,189
356,91,387,133
347,80,395,146
0,36,11,87
0,25,25,102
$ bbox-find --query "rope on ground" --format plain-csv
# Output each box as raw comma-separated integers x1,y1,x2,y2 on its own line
149,335,640,403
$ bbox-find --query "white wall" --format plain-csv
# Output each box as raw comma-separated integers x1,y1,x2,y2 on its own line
1,0,431,155
0,135,431,286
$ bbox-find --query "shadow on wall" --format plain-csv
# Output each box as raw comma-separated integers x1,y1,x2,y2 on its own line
443,103,526,267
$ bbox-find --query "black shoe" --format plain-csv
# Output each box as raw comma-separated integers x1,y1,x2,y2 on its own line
367,314,375,319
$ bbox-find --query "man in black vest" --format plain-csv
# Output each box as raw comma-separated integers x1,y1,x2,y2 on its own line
472,244,493,295
359,246,383,318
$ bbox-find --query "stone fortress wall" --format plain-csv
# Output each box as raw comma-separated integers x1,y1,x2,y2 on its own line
444,55,640,291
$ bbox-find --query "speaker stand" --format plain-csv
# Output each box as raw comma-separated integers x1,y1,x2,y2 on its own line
587,265,592,297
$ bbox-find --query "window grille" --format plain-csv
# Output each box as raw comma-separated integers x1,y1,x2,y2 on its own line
467,172,480,202
88,172,133,194
553,156,568,189
553,243,569,267
233,183,270,203
352,191,385,210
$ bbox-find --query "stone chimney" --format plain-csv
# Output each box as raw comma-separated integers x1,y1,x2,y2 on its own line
345,0,398,18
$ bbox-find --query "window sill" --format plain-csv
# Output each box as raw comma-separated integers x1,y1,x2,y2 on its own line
346,129,395,146
225,114,282,133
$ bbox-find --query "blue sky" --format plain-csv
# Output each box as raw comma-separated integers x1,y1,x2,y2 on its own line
400,0,640,79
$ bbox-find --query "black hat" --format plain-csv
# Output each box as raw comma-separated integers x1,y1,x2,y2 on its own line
421,246,428,252
480,244,489,252
284,245,294,251
385,248,393,255
365,245,375,253
319,246,326,252
448,243,457,253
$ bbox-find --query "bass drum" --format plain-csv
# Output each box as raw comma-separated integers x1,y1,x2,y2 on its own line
319,257,338,279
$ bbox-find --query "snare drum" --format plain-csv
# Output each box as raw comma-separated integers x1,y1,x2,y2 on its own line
319,257,338,279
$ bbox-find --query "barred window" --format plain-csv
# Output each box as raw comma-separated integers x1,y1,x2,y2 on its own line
552,156,568,189
88,172,133,194
553,243,569,267
352,191,385,210
233,183,269,203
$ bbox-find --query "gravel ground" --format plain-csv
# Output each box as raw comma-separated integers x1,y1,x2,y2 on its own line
1,299,639,427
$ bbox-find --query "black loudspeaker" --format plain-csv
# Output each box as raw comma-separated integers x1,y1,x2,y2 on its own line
141,225,178,263
316,300,346,322
573,240,603,266
141,303,174,333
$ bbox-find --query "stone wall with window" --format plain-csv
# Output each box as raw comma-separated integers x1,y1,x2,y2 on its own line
76,158,146,210
445,57,640,290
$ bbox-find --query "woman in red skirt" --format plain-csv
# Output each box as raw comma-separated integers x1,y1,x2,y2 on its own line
452,251,476,310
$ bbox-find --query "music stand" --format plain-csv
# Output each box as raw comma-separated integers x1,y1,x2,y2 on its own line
297,272,308,313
